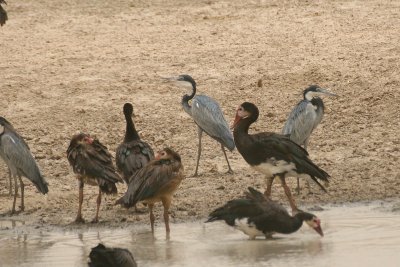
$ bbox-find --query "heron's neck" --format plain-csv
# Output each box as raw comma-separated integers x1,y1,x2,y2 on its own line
124,113,140,142
181,85,196,115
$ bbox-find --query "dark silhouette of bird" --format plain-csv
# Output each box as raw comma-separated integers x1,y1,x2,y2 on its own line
206,187,323,239
0,117,48,213
116,103,154,184
164,74,234,176
0,0,7,26
116,147,184,233
67,133,123,223
282,85,337,193
88,243,137,267
232,102,330,213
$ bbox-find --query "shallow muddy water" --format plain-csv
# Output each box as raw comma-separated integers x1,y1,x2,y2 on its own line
1,201,400,267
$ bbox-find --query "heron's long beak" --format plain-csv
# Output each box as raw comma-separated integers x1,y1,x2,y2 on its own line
317,88,338,97
160,76,179,83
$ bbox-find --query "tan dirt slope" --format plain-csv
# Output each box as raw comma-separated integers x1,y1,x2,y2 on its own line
0,0,399,229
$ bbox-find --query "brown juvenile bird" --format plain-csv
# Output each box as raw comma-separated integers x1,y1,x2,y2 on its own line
116,147,184,233
67,133,123,223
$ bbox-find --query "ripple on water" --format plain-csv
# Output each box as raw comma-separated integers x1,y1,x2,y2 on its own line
1,201,400,267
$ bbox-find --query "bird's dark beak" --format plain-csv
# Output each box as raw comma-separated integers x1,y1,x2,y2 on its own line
313,225,324,237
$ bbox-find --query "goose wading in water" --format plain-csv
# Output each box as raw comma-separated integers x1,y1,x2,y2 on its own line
206,187,323,239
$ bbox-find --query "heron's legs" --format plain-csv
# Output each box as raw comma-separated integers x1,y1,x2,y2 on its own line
162,197,172,233
193,127,203,177
221,145,233,174
8,168,13,196
264,176,275,197
18,175,24,211
279,175,299,213
149,204,155,233
92,188,101,223
75,180,85,223
11,174,18,214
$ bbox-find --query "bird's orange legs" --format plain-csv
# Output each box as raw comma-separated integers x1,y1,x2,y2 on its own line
92,188,102,223
149,204,155,233
162,197,172,233
264,176,275,197
279,175,299,213
75,180,85,223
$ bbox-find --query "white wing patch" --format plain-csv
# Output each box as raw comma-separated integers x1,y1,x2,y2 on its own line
234,218,264,238
252,159,297,177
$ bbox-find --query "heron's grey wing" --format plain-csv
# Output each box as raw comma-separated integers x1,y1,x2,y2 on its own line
0,2,7,27
191,95,235,151
1,133,48,194
282,100,317,145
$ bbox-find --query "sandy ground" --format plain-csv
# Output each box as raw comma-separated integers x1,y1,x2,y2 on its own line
0,0,399,230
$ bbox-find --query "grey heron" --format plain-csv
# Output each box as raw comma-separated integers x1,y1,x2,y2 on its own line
0,0,7,26
232,102,330,213
206,187,323,239
88,243,137,267
116,103,154,184
0,117,49,213
282,85,336,192
67,133,123,223
164,74,235,176
116,147,184,233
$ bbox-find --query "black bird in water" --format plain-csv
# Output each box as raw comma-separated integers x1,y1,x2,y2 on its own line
88,243,137,267
117,147,184,233
164,74,234,176
116,103,154,184
206,187,323,239
0,0,7,26
232,102,330,213
282,85,336,193
0,117,48,213
67,133,123,223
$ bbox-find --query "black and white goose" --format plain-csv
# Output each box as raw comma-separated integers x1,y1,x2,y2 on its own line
232,102,330,212
206,187,323,239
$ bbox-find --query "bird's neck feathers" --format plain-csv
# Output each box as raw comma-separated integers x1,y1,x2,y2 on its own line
124,113,140,142
276,214,304,234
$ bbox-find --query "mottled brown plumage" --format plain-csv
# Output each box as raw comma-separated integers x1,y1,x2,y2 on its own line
67,133,123,223
116,147,184,233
